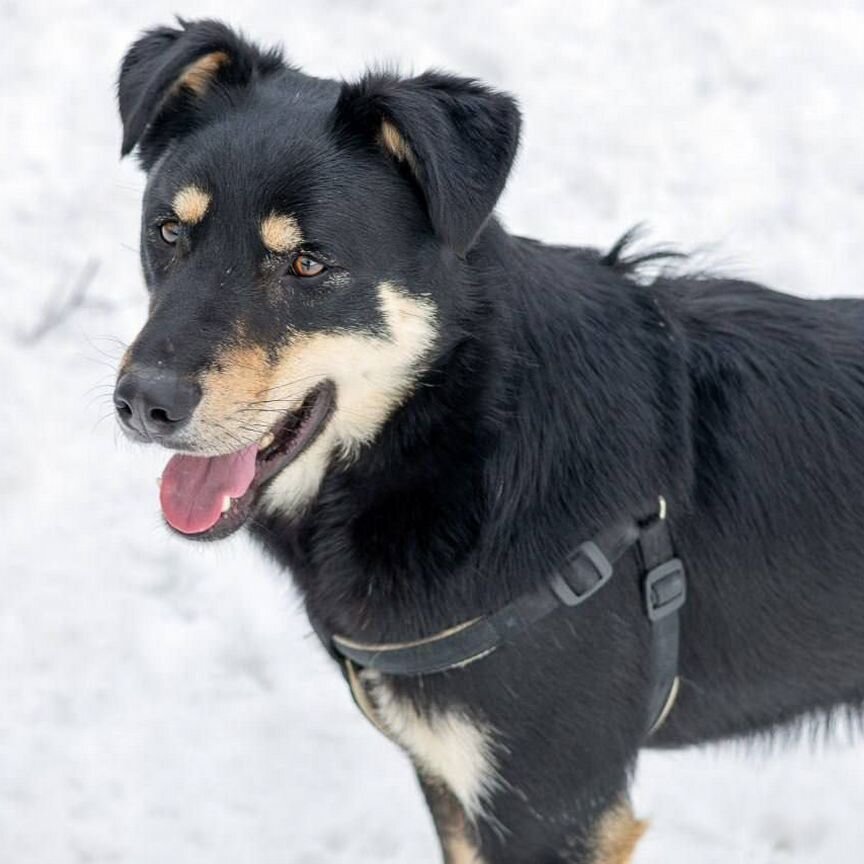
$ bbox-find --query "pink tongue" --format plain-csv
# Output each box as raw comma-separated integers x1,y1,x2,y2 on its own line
160,444,258,534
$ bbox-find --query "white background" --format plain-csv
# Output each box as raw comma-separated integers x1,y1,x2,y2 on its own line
2,1,864,861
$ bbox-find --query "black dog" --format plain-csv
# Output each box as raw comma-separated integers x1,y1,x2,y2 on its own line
113,19,864,863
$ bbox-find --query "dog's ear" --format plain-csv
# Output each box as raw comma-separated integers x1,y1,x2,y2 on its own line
333,71,521,256
118,18,284,168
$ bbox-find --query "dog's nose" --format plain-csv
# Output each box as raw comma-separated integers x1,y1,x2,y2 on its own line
114,367,201,439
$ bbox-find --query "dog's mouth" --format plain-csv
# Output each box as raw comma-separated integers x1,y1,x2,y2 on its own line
159,382,335,541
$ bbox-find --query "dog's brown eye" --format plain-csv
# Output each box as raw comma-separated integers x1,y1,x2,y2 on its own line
291,254,325,278
160,220,181,244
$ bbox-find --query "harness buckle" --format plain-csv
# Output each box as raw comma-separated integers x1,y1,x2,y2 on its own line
644,558,686,621
548,541,614,607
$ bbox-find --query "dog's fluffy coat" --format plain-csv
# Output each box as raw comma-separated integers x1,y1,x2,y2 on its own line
115,19,864,863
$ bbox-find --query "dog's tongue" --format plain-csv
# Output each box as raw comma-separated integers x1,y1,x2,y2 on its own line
160,444,258,534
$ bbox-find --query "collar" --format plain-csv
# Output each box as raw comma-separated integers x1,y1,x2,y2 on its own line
319,497,686,736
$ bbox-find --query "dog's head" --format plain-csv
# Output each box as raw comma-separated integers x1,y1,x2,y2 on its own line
113,19,520,540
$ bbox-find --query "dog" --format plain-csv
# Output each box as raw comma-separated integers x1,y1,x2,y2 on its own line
113,19,864,863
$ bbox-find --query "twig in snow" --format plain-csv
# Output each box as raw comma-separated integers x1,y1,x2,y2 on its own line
18,258,102,345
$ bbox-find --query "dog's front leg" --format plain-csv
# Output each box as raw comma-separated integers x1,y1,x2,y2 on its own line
418,773,487,864
347,651,646,863
416,767,644,864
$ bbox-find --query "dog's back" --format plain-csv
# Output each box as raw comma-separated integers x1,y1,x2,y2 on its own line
642,273,864,741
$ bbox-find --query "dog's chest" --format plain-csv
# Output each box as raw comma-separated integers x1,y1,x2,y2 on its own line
353,668,499,821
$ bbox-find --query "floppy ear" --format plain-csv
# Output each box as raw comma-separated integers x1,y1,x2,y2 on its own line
118,18,284,168
333,71,521,256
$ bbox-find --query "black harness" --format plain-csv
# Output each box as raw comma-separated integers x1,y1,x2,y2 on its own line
315,498,686,736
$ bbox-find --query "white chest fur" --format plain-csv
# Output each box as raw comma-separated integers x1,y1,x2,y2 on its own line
356,668,500,821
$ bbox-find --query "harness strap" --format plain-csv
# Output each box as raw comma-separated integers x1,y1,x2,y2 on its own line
320,498,686,736
343,659,396,742
637,506,686,734
332,519,641,675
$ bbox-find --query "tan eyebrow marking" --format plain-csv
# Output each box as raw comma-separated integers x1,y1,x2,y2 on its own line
172,51,230,96
260,213,303,253
172,185,212,225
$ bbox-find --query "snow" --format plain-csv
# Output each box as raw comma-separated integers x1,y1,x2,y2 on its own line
2,1,863,861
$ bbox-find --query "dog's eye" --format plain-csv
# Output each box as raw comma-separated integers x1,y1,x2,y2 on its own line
159,220,181,244
290,254,326,278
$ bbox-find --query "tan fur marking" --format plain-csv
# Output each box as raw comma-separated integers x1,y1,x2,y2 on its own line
379,119,417,171
261,283,437,514
172,185,211,225
173,51,229,96
162,284,436,487
260,213,303,253
444,831,486,864
359,671,498,820
592,802,647,864
193,345,271,447
421,777,487,864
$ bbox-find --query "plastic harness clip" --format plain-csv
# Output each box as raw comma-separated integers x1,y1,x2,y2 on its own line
547,541,614,607
644,558,686,622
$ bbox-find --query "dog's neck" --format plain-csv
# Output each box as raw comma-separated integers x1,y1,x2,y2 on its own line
252,224,693,647
251,226,847,747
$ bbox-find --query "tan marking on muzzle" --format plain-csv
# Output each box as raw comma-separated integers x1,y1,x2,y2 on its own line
173,185,212,225
172,50,229,96
193,344,272,446
260,283,438,515
592,801,647,864
162,283,436,486
260,213,303,254
269,284,437,453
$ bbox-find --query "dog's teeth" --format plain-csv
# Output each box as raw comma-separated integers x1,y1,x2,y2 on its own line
221,496,232,514
258,432,275,450
156,476,162,488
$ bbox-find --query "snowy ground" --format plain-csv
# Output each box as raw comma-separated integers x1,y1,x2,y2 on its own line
2,1,864,861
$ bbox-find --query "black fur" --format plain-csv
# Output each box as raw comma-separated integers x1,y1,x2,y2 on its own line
333,70,521,254
119,19,286,165
116,20,864,863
